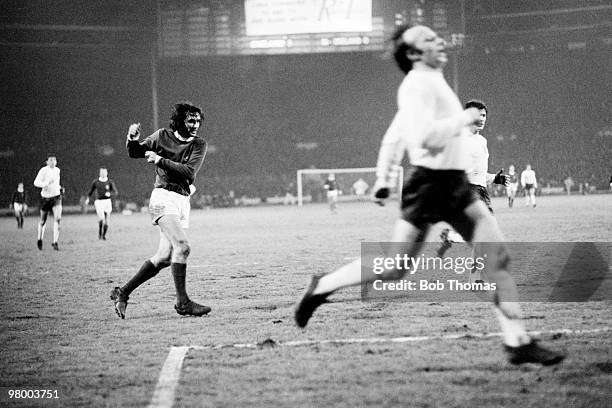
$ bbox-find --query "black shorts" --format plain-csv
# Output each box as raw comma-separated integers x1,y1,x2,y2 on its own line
470,184,493,213
40,195,61,213
525,183,534,191
400,166,477,229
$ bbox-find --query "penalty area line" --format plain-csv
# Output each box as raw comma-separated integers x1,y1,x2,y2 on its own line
149,327,609,407
190,326,611,350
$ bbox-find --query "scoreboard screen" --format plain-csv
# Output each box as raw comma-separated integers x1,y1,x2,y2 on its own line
158,0,458,57
244,0,372,36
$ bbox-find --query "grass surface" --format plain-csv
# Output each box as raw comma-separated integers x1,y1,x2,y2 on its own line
0,194,610,407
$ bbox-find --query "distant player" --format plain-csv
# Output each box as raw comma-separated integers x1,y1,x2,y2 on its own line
506,165,519,207
85,167,118,240
521,164,537,207
11,182,27,229
563,176,574,196
110,101,211,319
295,24,564,366
33,155,63,250
352,178,369,201
323,173,340,213
436,99,508,268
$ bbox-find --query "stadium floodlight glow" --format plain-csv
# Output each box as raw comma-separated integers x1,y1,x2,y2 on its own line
296,166,404,206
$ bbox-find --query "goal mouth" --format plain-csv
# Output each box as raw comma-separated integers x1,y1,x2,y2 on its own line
296,166,403,206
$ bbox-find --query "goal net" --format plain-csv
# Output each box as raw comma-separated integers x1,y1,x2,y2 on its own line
296,166,403,206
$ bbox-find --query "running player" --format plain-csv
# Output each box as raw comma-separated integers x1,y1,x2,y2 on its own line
295,25,564,366
436,99,508,263
352,178,369,201
110,101,211,319
506,165,519,207
521,164,537,207
33,155,63,250
11,182,27,229
85,167,118,240
323,173,340,213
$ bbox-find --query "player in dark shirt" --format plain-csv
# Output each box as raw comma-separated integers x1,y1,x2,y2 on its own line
85,168,118,240
323,173,340,213
505,165,519,208
11,182,27,229
111,101,210,319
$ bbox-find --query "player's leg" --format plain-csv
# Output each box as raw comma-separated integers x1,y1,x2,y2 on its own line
51,201,62,250
452,201,564,365
102,212,110,239
37,207,49,249
524,187,530,206
112,231,173,319
530,188,536,207
295,219,427,327
157,215,210,316
95,201,105,239
102,199,112,239
13,205,21,229
19,205,25,229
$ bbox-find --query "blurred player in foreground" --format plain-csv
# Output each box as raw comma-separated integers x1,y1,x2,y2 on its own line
323,173,340,213
506,165,519,207
11,182,28,229
111,102,210,319
521,164,537,207
33,155,63,250
295,24,564,366
85,167,118,240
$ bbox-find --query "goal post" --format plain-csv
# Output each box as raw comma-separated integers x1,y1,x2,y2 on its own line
296,166,404,206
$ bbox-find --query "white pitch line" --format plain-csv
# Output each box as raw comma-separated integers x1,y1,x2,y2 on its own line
148,346,190,408
110,262,261,272
190,327,611,350
150,327,610,407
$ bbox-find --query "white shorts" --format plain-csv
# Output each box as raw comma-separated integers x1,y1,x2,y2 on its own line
149,188,190,228
13,203,26,213
506,183,518,195
327,190,338,200
94,199,113,218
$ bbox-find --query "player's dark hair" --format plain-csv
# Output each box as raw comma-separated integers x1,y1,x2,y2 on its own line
169,101,203,132
390,24,421,74
465,99,487,113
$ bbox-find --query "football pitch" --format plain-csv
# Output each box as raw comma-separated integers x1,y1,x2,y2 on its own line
1,194,610,407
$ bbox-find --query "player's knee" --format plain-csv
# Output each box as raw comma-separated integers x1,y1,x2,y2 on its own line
175,240,191,258
382,267,406,280
489,244,510,271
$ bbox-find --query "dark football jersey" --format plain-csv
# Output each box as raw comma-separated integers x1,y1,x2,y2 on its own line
324,179,339,191
88,179,117,200
12,191,26,204
127,128,207,196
